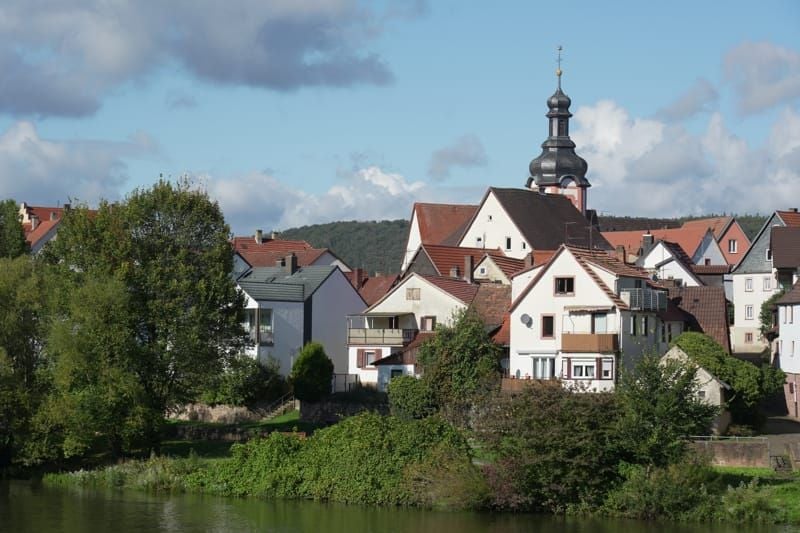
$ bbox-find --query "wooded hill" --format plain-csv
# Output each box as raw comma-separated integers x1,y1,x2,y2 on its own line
279,214,768,274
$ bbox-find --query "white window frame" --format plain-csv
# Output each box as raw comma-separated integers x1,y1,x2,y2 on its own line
531,357,556,379
745,278,753,292
745,305,754,320
728,239,737,253
763,277,772,291
572,363,596,379
505,237,512,251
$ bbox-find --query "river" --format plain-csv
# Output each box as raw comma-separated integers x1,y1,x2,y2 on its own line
0,480,790,532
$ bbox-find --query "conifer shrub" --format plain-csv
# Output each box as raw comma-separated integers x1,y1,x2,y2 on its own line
290,342,333,402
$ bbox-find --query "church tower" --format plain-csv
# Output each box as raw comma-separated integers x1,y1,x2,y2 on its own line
526,48,590,214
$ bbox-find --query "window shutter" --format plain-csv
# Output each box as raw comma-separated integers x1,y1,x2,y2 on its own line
357,349,365,369
375,348,383,362
596,357,602,380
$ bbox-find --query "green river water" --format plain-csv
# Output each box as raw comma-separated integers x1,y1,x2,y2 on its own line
0,480,794,533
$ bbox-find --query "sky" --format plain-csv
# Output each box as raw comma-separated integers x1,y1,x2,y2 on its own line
1,0,799,235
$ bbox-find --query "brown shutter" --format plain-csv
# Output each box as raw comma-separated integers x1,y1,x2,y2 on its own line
375,348,383,362
357,349,365,368
565,357,571,379
596,357,602,380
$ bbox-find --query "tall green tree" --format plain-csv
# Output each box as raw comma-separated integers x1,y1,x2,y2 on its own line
46,180,247,443
615,353,718,468
290,342,334,402
418,309,501,421
0,199,28,258
0,256,48,465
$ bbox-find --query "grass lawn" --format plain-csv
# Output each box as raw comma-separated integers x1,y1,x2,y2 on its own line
714,465,800,523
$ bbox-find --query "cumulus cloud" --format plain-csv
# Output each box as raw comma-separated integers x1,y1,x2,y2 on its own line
724,41,800,114
655,78,719,121
0,0,405,117
207,165,426,233
571,101,800,217
0,121,156,204
427,134,488,180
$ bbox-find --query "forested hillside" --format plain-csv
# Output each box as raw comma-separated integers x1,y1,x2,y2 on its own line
279,214,767,274
280,219,409,274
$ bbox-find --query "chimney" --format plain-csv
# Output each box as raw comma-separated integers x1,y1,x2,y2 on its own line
30,215,38,231
641,232,655,255
791,208,799,213
255,229,263,244
464,255,474,283
524,252,533,269
63,203,70,211
271,230,279,240
352,268,366,289
285,253,298,275
449,266,460,278
50,211,58,221
615,245,626,264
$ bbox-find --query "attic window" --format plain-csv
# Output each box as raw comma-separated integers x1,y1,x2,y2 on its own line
505,237,512,250
487,215,493,221
554,277,574,295
406,288,421,301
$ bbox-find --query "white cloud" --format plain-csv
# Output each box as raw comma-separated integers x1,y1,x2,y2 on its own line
571,101,800,217
655,78,719,121
0,121,156,205
0,0,410,117
428,134,487,180
206,165,462,234
724,41,800,114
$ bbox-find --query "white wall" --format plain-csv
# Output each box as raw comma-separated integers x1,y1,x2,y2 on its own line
779,304,800,374
377,364,416,391
312,251,351,272
693,233,727,265
401,213,422,272
511,266,544,300
458,192,530,259
640,242,700,286
370,274,466,327
311,270,367,374
473,256,510,284
731,272,776,352
243,293,305,376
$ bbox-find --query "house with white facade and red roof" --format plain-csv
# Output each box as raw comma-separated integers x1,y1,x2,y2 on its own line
232,229,351,278
400,202,478,272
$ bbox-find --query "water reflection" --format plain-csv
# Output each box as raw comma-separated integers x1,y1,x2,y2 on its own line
0,480,784,533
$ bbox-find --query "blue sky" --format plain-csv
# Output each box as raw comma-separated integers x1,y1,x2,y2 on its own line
1,0,799,234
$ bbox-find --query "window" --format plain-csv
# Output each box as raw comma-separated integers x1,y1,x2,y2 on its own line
704,258,711,265
475,236,483,247
555,277,575,295
790,306,795,324
421,316,436,331
390,369,404,379
541,315,555,338
572,363,596,379
764,277,772,291
602,359,613,379
479,266,487,275
258,309,273,346
745,278,753,292
641,316,649,337
505,237,512,250
365,350,377,366
405,287,420,301
522,242,527,249
728,239,738,253
630,315,638,336
244,309,257,343
661,323,666,343
767,248,772,261
745,332,754,344
698,390,706,399
532,357,556,379
745,305,754,320
667,323,673,343
357,348,381,368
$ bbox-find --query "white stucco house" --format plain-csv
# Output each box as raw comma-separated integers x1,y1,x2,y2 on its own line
237,260,366,376
636,239,703,287
400,203,478,272
604,227,726,266
776,281,800,419
346,273,479,391
509,245,683,392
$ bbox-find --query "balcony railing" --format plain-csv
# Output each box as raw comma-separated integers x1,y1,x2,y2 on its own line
620,288,667,311
347,328,418,346
561,333,619,353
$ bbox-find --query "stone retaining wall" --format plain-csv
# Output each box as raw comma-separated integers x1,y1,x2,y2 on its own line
693,439,770,468
300,400,388,424
169,403,263,424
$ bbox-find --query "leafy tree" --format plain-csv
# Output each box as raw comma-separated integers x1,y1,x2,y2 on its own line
0,257,49,465
0,199,28,258
45,180,247,446
34,277,156,460
760,289,785,338
418,309,501,420
474,382,620,511
615,353,718,468
387,375,435,420
202,355,288,408
290,342,333,402
674,332,785,425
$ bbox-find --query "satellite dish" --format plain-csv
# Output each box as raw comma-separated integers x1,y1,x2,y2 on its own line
520,313,533,327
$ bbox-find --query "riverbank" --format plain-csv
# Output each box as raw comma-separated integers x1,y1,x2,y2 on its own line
41,412,800,525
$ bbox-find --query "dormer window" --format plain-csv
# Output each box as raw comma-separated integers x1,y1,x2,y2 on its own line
554,277,574,295
728,239,738,253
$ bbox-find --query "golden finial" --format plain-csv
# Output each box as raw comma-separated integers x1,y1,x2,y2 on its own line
556,45,563,88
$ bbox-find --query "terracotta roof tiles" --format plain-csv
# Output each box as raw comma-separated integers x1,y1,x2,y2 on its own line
358,274,400,306
602,227,711,259
682,217,732,239
421,244,504,277
667,286,731,353
421,275,480,305
414,203,478,246
778,210,800,227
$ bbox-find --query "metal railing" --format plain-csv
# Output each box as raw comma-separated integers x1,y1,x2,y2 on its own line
347,328,418,345
620,288,667,311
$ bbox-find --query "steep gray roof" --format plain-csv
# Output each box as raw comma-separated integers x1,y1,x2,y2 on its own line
487,188,611,250
238,265,336,302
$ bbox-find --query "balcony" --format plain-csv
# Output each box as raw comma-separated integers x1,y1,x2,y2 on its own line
561,333,619,353
347,328,418,346
620,288,667,311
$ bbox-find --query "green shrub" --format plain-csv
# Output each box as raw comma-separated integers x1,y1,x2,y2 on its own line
332,383,387,405
402,443,490,509
202,355,287,408
387,376,434,419
290,342,333,402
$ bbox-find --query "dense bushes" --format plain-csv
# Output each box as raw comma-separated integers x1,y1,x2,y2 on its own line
187,412,478,507
202,355,287,408
387,376,434,419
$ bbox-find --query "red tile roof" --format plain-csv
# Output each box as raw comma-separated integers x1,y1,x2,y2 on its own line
469,283,511,328
413,203,478,246
667,286,731,353
421,244,504,277
422,275,480,304
358,274,400,306
682,217,732,239
488,255,526,279
232,236,315,267
777,210,800,227
602,227,710,259
491,313,511,346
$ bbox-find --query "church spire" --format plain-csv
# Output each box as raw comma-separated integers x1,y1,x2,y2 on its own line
526,47,590,213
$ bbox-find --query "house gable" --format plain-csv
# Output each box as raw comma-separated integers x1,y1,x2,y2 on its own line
734,212,782,274
367,273,469,325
